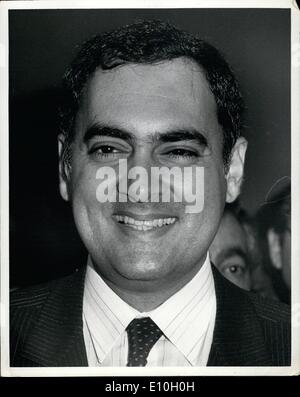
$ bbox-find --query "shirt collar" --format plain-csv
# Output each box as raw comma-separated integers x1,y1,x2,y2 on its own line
149,254,216,365
83,254,215,365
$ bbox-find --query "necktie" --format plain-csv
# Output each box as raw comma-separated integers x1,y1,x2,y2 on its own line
126,317,163,366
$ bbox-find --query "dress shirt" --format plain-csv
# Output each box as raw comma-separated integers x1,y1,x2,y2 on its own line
82,253,216,366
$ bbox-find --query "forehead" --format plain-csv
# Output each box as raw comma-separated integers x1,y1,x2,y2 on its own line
77,57,219,136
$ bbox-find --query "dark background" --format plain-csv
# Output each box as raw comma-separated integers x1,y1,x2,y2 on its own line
9,9,291,287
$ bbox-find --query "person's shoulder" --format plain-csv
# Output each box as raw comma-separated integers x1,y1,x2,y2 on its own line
10,276,62,338
234,287,291,366
246,290,290,325
11,280,54,310
10,268,87,366
10,269,85,316
220,274,291,365
12,274,66,307
246,291,291,365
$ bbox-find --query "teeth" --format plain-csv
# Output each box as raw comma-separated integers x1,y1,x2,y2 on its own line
114,215,177,230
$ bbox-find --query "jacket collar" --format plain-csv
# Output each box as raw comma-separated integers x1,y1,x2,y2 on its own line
21,264,272,367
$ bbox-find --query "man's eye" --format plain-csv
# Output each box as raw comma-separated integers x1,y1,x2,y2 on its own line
165,148,198,159
89,145,123,158
224,264,244,275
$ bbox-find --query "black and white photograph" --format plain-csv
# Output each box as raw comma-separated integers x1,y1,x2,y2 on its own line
1,0,299,377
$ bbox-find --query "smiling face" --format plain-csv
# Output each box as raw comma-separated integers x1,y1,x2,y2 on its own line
59,58,245,304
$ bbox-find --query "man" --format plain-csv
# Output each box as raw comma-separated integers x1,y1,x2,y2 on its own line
256,180,291,304
10,20,290,367
209,204,251,291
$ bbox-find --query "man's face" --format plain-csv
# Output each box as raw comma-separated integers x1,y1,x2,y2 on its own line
60,58,231,294
209,212,251,290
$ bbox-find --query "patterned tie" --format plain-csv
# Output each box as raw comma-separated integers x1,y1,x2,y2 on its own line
126,317,163,366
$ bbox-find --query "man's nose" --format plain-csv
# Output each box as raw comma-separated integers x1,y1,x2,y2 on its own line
118,151,154,203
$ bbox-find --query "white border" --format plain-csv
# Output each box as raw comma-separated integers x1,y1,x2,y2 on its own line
1,0,299,377
0,0,295,10
291,0,300,376
0,0,10,379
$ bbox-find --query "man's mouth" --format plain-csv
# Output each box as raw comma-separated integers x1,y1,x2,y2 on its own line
113,214,177,231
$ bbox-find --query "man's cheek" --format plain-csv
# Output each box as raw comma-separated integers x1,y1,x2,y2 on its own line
71,171,102,211
95,166,118,204
180,166,205,214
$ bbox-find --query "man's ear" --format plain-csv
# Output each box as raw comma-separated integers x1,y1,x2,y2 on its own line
58,134,71,202
225,137,248,203
267,229,283,270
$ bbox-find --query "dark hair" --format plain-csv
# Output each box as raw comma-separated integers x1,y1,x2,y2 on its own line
59,19,244,169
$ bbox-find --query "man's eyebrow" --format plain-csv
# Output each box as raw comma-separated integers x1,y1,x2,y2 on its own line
83,124,208,146
154,129,208,146
83,123,135,144
215,247,248,267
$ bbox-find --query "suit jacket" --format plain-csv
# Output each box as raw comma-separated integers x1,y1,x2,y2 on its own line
10,265,291,367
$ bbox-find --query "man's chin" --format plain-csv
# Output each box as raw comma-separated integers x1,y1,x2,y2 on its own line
115,261,167,282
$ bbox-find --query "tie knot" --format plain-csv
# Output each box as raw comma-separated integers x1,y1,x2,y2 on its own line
126,317,163,366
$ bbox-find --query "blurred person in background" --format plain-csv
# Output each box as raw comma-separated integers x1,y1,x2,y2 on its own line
238,208,279,300
255,179,291,304
210,203,280,301
209,203,251,290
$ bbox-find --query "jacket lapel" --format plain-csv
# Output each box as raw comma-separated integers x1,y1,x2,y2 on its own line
208,265,272,366
20,268,88,367
19,263,272,367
